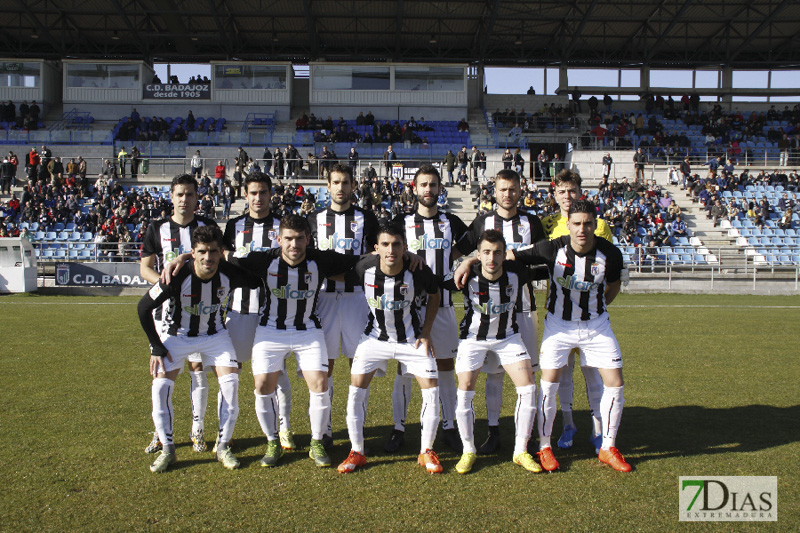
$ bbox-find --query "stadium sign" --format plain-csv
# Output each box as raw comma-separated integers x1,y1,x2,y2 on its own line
55,262,150,287
143,83,211,100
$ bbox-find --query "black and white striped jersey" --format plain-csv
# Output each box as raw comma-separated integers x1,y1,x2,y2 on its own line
138,260,263,357
443,262,530,341
349,255,440,343
223,213,282,314
393,211,468,307
457,210,546,313
308,205,379,292
514,235,623,322
141,215,219,273
231,248,360,330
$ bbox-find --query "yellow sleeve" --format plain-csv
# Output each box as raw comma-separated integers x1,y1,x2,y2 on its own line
595,218,613,242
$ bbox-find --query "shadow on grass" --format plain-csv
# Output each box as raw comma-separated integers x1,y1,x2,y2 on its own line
622,404,800,463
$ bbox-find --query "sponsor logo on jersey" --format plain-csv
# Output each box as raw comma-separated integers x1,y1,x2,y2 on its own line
164,245,189,262
555,275,600,292
475,298,516,315
367,293,411,310
182,293,197,298
271,284,315,299
183,300,223,315
319,232,361,251
409,234,450,250
506,241,526,250
236,240,274,256
557,260,573,268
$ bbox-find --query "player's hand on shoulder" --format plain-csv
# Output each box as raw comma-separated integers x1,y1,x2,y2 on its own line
160,253,191,284
453,257,478,289
404,251,425,272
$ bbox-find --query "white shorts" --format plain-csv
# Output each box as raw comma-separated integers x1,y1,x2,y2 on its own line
252,326,329,376
419,305,459,360
159,331,239,374
351,335,438,380
225,310,260,363
483,311,540,374
316,291,370,359
540,314,622,370
455,334,530,374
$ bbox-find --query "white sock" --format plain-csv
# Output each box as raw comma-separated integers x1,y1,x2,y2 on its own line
326,374,334,436
419,386,440,453
391,373,413,431
254,390,279,440
151,377,174,446
600,385,625,450
538,380,559,450
558,358,575,427
217,373,239,446
309,391,330,441
485,372,504,427
455,389,477,454
346,385,369,454
438,370,457,430
514,384,537,455
276,370,292,432
189,370,208,434
583,366,605,437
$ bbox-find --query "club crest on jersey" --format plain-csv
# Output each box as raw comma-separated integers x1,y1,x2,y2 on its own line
505,285,514,297
350,221,359,232
591,262,601,276
268,229,278,241
438,221,447,232
304,272,313,285
518,224,529,235
217,287,227,300
399,283,409,295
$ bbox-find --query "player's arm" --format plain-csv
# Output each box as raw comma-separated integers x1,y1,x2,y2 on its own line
225,262,266,291
315,249,362,281
137,283,173,373
452,256,479,289
605,280,621,305
416,268,441,357
603,242,624,304
160,253,192,284
455,216,481,257
511,240,555,267
449,214,470,261
139,254,160,284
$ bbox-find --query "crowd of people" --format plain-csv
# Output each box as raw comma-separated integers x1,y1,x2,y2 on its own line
1,99,43,130
296,112,446,147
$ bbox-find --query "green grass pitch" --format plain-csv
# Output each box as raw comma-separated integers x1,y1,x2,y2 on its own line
0,292,797,531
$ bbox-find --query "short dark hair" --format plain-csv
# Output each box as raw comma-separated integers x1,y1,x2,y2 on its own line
477,229,506,249
567,199,597,219
414,163,441,184
377,221,405,242
279,214,309,235
244,171,272,192
191,225,224,249
327,163,354,184
553,169,582,189
495,169,520,184
170,174,198,193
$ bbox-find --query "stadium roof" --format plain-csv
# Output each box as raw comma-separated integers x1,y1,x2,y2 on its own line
5,0,800,69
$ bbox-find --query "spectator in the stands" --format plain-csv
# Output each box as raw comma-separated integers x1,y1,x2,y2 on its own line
671,215,688,238
442,149,456,187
